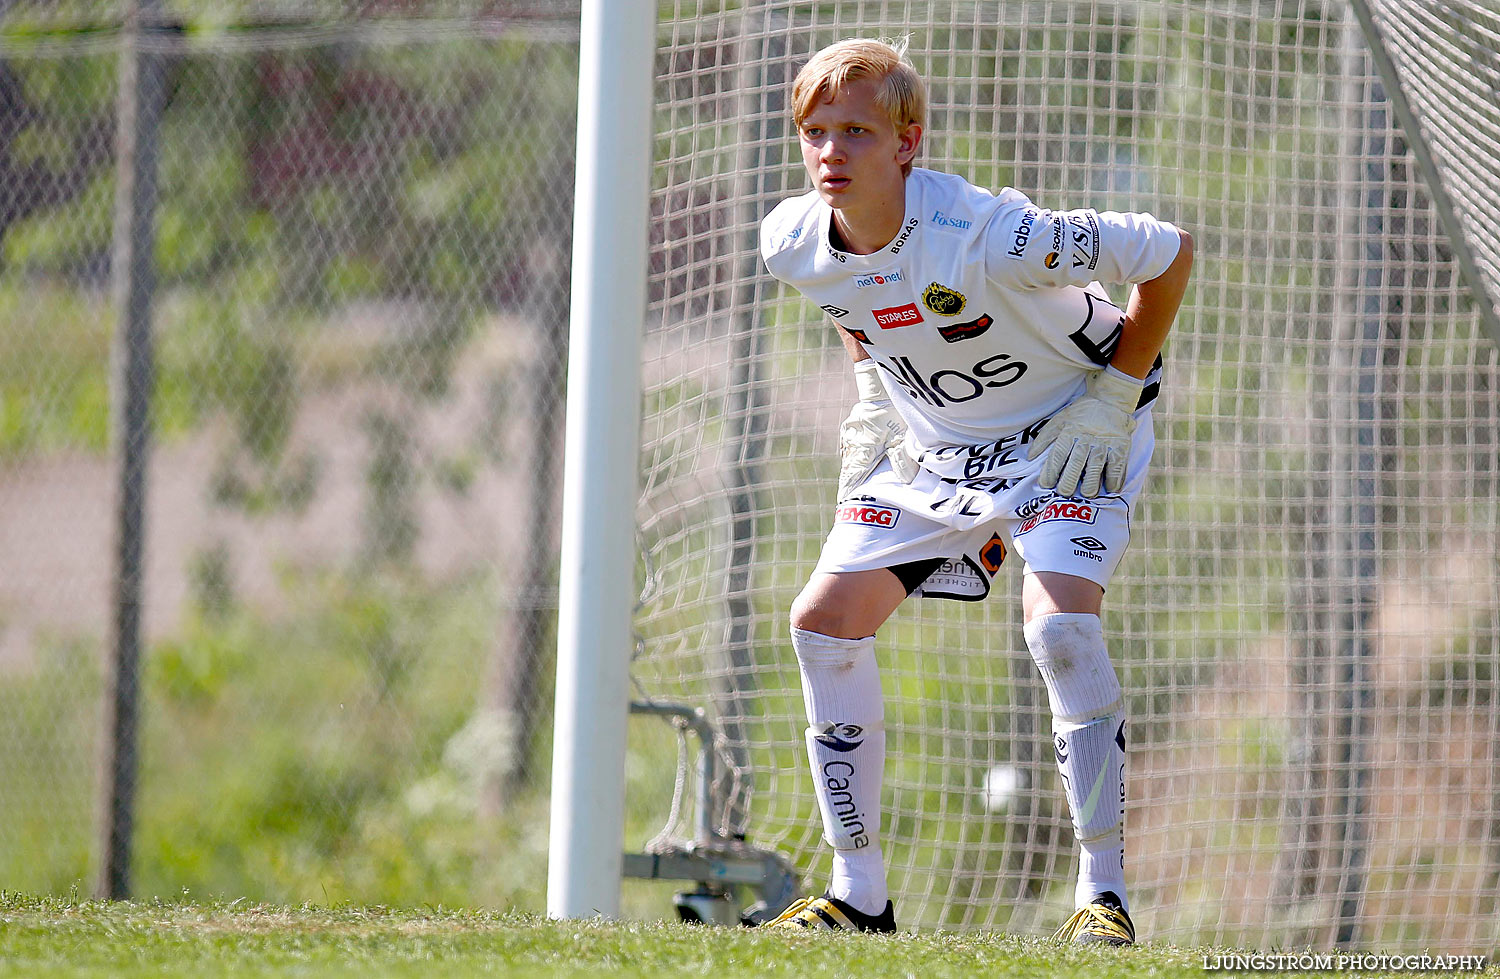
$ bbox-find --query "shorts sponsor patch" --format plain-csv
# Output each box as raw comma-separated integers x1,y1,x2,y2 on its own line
979,533,1007,574
1013,500,1099,536
873,303,923,329
915,556,988,601
835,503,901,528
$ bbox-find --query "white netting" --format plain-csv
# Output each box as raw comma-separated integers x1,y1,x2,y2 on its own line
1364,0,1500,333
635,0,1500,951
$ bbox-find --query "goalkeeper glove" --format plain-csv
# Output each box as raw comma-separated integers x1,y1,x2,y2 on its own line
1028,366,1144,498
837,360,919,501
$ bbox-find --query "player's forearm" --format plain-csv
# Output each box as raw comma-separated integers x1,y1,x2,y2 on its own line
837,322,871,363
1110,229,1194,379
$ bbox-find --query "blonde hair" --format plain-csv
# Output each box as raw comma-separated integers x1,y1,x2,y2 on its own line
792,37,927,176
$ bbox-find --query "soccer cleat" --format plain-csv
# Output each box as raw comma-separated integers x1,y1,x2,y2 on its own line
764,894,897,933
1051,891,1136,946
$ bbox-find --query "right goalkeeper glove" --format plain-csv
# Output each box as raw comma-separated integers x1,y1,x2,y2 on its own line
837,359,919,501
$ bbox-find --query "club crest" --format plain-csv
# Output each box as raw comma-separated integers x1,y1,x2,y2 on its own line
922,281,967,316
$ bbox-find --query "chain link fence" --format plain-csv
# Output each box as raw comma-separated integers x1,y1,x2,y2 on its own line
0,0,580,907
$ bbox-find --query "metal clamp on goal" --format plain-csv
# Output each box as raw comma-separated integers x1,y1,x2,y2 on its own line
622,700,800,926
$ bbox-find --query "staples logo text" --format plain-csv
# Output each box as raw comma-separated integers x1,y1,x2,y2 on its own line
873,303,923,329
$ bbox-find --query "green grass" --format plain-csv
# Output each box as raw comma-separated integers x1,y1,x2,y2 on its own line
7,894,1461,979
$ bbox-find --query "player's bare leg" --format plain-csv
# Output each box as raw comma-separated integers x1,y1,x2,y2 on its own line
1023,571,1135,945
770,569,906,931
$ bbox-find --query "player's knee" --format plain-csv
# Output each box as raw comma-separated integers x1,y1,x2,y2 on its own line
1024,612,1120,722
789,585,860,639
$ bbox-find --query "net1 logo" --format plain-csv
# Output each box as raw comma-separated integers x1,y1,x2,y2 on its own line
852,268,905,289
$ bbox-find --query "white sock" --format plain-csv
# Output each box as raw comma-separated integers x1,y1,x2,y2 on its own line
1023,613,1128,912
792,627,888,915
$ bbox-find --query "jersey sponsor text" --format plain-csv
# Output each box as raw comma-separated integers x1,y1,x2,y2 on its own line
1006,207,1039,259
873,303,923,329
881,351,1028,408
853,268,905,289
931,208,973,230
835,503,901,528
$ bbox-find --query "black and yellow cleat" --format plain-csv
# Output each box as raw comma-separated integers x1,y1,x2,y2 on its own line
764,894,897,934
1051,891,1136,946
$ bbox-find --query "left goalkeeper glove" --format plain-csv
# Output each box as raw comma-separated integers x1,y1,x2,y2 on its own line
1028,366,1144,498
837,360,919,501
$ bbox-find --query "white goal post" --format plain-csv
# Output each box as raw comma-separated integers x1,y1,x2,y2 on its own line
546,0,657,921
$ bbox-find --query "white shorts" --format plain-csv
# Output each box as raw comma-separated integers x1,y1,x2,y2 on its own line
813,422,1154,600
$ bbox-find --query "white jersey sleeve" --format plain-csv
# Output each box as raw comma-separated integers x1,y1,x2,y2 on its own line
986,203,1181,290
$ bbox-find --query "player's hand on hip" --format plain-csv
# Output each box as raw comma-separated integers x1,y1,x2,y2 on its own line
1028,366,1144,498
837,360,919,501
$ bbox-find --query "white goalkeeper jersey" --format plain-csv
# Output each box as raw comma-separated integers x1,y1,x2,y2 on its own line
760,167,1182,483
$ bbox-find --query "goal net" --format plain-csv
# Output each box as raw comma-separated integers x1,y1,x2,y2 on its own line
635,0,1500,951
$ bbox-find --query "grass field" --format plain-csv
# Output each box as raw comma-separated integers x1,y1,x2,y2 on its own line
3,894,1494,979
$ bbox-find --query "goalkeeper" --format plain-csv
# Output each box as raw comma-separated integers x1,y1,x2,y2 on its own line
757,38,1194,944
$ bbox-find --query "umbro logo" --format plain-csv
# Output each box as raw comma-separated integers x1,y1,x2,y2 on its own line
1071,535,1106,563
820,304,850,318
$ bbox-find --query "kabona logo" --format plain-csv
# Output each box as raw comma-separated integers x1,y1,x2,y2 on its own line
931,209,973,230
1006,207,1039,259
873,303,923,329
853,268,905,289
836,503,901,527
922,282,966,316
1014,500,1098,536
815,722,865,752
